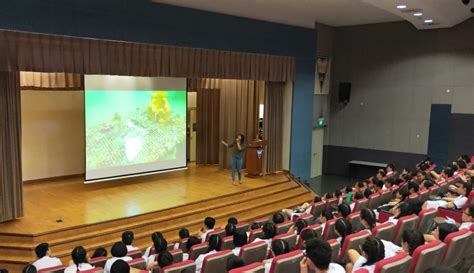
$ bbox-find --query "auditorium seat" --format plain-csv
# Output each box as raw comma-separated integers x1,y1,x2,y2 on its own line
441,229,472,268
338,230,370,262
295,224,323,249
418,189,430,203
438,181,448,194
296,214,314,226
327,239,341,263
162,260,196,273
253,217,270,226
228,263,264,273
408,193,419,200
89,256,107,268
347,211,362,232
353,198,368,212
128,257,147,270
248,228,264,242
268,250,304,273
428,185,440,198
188,242,209,261
374,252,412,273
37,265,66,273
321,218,339,241
206,229,226,241
416,208,437,234
393,214,419,245
272,232,297,250
437,207,462,223
169,249,184,263
325,197,339,210
353,269,370,273
368,193,382,210
235,222,250,233
310,201,326,218
275,220,293,235
409,239,445,273
239,240,268,265
178,238,189,253
201,250,233,273
77,267,104,273
372,222,396,242
380,190,392,206
127,249,143,259
221,235,234,250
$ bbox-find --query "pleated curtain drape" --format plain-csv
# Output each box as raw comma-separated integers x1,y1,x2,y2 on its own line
0,71,23,222
263,82,284,174
20,71,83,90
196,89,220,164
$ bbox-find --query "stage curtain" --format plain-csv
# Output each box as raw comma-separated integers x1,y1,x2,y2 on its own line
20,71,83,90
263,82,284,174
0,30,295,82
0,71,23,222
196,89,220,164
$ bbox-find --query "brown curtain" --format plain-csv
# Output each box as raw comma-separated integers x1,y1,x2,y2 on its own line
263,82,284,174
0,71,23,222
0,30,295,82
20,71,83,90
196,89,220,164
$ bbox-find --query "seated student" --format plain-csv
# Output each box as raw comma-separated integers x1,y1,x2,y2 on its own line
460,203,474,230
333,190,343,204
282,196,322,219
250,222,261,230
263,240,289,273
146,237,168,268
363,188,373,199
374,180,385,194
225,223,236,236
386,164,395,177
316,209,334,232
228,217,238,226
289,219,309,237
400,230,425,256
22,265,37,273
407,182,419,195
122,231,139,252
355,181,366,192
254,222,277,251
91,247,108,259
226,255,245,271
349,192,364,211
346,236,385,273
173,228,190,250
272,212,285,225
183,236,201,261
143,232,164,258
334,218,352,245
419,180,434,191
110,260,130,273
376,170,386,181
64,246,93,273
195,235,221,273
299,229,318,249
104,242,132,273
32,243,62,270
198,217,216,242
337,203,351,219
424,223,459,243
382,177,394,191
380,188,409,212
387,202,412,225
415,170,427,184
156,251,173,270
423,181,471,210
455,160,467,171
299,238,345,273
232,230,248,256
431,167,454,183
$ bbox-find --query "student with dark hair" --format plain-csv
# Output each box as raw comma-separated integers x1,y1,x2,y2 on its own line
254,222,277,252
174,228,190,250
338,203,351,218
317,209,334,232
144,232,164,257
386,164,395,176
104,242,132,273
195,235,221,273
300,229,317,249
32,243,62,270
222,134,246,185
157,251,173,269
228,217,238,225
419,180,434,191
121,231,138,251
350,192,364,211
22,265,37,273
360,209,377,230
91,247,108,259
425,223,459,243
415,171,427,184
363,188,373,199
383,178,394,191
0,269,7,273
376,170,386,182
460,203,474,230
347,237,385,273
407,182,419,194
401,230,425,256
272,212,285,224
226,255,245,271
198,217,216,242
290,219,309,236
334,218,352,245
300,238,345,273
232,230,248,256
250,223,261,230
110,260,130,273
225,223,236,236
423,181,471,210
147,237,168,267
282,196,321,219
183,236,201,261
64,246,93,273
388,202,412,225
375,180,385,193
263,240,290,273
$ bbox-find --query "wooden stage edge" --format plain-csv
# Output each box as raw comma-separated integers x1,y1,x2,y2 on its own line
0,164,315,271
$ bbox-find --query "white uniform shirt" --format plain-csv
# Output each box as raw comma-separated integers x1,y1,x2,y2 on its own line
195,250,216,273
263,258,273,273
328,263,346,273
32,256,63,270
200,229,214,242
64,263,93,273
232,247,241,256
104,256,132,273
126,245,139,252
460,222,473,230
353,256,375,273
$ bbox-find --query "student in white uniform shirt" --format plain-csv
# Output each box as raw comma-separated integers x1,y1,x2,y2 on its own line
334,218,353,246
173,228,190,250
387,202,412,226
104,242,132,273
109,260,130,273
400,230,425,256
182,236,201,261
64,246,93,273
423,182,471,210
386,163,395,177
424,223,459,243
299,238,345,273
155,251,173,271
315,209,334,234
143,232,165,258
460,204,474,230
346,236,385,273
121,231,139,252
146,237,168,269
253,222,277,253
197,217,216,242
263,240,290,273
195,235,221,273
232,230,248,256
32,243,63,270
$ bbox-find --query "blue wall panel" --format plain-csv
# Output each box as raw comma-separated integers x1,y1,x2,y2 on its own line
427,104,452,168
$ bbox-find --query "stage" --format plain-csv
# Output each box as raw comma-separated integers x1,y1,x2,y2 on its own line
0,164,314,271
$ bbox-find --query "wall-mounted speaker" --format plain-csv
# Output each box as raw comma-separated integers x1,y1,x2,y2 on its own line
338,82,351,104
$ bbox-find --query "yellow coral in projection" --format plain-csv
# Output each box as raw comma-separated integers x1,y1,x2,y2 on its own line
148,91,171,123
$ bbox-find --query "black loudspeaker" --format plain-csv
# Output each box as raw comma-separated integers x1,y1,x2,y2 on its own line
338,82,351,104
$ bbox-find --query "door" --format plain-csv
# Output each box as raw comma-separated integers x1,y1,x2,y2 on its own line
189,108,197,162
311,127,324,178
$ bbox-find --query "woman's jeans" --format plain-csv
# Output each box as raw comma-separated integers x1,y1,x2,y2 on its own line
231,155,243,181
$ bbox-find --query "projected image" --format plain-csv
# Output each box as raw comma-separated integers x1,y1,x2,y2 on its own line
85,90,186,171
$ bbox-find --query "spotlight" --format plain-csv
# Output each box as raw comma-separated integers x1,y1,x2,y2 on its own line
413,12,423,16
462,0,470,5
397,5,407,9
424,19,433,23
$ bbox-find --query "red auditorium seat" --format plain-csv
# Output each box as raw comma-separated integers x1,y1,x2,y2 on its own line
353,198,368,212
437,190,474,223
37,265,66,273
321,218,339,241
310,201,326,218
417,208,437,234
253,217,270,226
188,242,209,261
441,229,473,268
201,250,233,273
248,228,264,242
428,185,440,197
221,235,234,250
275,220,293,235
380,190,392,206
296,214,314,225
338,230,370,262
128,257,147,270
168,249,184,263
77,267,104,273
272,232,297,250
89,256,107,268
372,222,396,242
408,193,419,200
327,239,341,263
127,249,143,259
325,197,339,210
353,269,370,273
374,252,412,273
418,189,430,203
178,238,189,253
235,222,250,233
295,224,323,249
368,193,382,210
206,229,226,241
393,214,419,245
268,250,304,273
409,239,445,273
347,211,362,232
228,262,264,273
438,181,448,194
162,260,196,273
239,240,268,265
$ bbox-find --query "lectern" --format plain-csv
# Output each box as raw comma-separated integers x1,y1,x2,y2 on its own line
245,139,267,178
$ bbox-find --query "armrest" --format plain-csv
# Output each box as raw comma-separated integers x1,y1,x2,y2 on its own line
437,207,462,223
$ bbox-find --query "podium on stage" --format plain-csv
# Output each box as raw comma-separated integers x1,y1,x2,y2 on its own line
245,139,267,178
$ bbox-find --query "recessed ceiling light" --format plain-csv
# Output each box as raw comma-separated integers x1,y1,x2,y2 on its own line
424,19,433,23
397,5,407,9
414,12,423,16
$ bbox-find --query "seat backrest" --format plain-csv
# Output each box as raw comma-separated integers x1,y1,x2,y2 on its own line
322,218,339,241
416,208,437,234
296,214,314,226
463,190,474,210
441,229,472,268
353,198,368,212
127,249,143,259
372,222,396,242
179,238,189,253
228,262,264,273
368,193,382,210
428,185,440,197
374,252,412,273
37,265,66,273
221,235,235,250
239,241,268,265
272,232,297,250
310,201,326,218
326,197,339,210
253,217,270,226
295,224,323,249
169,249,183,263
249,228,264,242
235,222,250,233
128,258,147,270
393,214,419,245
409,239,445,273
201,250,233,273
189,242,209,261
89,257,107,269
162,260,196,273
347,212,362,232
380,190,392,206
418,189,430,203
438,181,448,194
269,250,304,273
353,269,370,273
275,220,293,235
327,239,341,263
77,267,104,273
338,230,370,261
206,229,226,241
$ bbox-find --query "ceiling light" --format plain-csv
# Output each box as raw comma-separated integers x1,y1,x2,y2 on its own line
413,12,423,16
424,19,433,23
397,5,407,9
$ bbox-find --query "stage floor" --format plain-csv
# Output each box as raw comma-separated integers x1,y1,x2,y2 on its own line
0,164,288,235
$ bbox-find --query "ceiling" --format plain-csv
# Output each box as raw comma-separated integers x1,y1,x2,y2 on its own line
152,0,474,30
